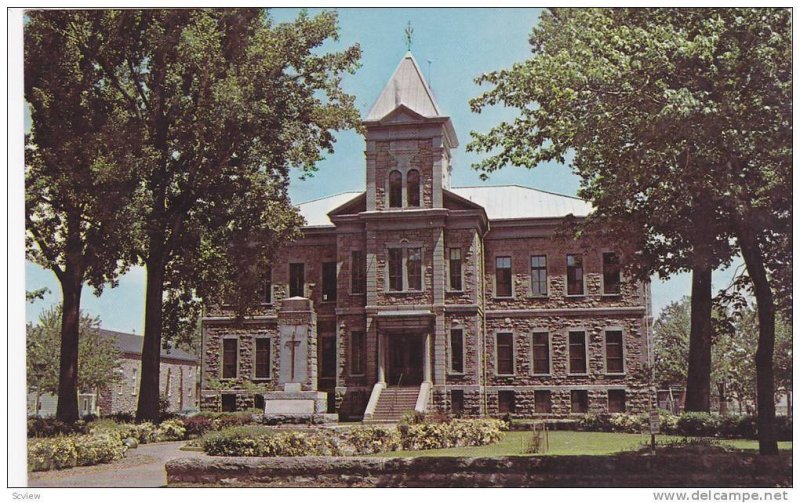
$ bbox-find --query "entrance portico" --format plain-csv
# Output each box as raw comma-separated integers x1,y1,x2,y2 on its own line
375,311,433,387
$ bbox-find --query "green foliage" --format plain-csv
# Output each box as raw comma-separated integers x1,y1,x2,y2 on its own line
577,411,787,440
89,419,158,444
654,298,792,407
26,305,122,395
341,426,402,454
468,8,791,452
181,415,215,438
25,288,50,303
202,427,342,457
28,433,125,472
200,419,506,457
27,417,90,438
156,419,187,441
675,412,721,437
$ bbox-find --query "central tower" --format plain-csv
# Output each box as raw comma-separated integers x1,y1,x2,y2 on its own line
363,52,458,211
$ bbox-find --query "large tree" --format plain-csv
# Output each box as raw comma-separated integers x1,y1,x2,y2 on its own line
25,12,136,421
468,8,790,453
27,306,122,407
654,297,792,415
57,9,362,421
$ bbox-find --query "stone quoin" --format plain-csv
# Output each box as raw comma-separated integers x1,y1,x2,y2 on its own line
200,52,653,421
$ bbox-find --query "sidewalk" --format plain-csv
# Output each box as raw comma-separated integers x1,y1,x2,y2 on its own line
28,441,209,488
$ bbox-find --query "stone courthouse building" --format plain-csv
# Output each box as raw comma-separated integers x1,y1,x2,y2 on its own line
201,53,653,421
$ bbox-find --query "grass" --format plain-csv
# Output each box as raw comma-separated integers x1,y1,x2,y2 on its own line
369,431,793,458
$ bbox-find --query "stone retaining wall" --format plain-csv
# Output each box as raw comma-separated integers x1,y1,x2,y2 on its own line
166,453,791,488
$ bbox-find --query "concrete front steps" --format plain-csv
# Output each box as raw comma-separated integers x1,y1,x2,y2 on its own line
364,387,420,423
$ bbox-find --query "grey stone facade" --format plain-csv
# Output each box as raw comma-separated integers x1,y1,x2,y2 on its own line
201,52,652,419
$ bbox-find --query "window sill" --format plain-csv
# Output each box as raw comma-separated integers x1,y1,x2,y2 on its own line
446,289,465,294
527,295,549,299
448,371,466,376
349,292,366,296
350,373,365,378
252,377,272,382
605,372,626,377
567,372,589,377
386,290,424,295
493,295,514,300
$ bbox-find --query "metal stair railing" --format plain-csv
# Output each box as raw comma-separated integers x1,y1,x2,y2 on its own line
392,373,403,415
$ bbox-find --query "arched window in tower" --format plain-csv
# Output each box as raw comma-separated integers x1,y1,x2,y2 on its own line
407,169,420,207
388,170,402,208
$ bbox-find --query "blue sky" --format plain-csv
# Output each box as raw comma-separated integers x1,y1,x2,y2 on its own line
24,7,741,332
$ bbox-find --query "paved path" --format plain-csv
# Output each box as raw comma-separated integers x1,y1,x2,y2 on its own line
28,441,209,488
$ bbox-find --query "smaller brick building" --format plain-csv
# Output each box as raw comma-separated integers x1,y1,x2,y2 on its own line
28,329,199,417
97,329,199,415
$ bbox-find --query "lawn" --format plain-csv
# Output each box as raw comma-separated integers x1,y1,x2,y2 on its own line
369,431,793,458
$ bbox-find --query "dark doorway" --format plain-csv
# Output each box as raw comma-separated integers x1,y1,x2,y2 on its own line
318,335,337,413
388,333,424,386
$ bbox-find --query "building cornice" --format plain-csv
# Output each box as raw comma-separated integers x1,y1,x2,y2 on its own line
486,306,647,318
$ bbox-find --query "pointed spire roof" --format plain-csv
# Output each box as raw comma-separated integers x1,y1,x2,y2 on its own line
366,52,443,121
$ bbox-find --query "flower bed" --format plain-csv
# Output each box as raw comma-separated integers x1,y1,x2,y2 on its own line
28,432,126,472
577,411,791,440
200,419,507,457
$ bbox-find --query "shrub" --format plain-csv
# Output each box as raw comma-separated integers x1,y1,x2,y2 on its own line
775,416,792,441
401,419,505,451
27,417,89,438
103,412,134,424
675,412,720,437
28,437,78,471
342,426,401,454
717,415,756,439
657,410,679,435
208,411,257,430
90,420,158,444
202,427,341,457
156,419,187,441
28,433,125,472
399,410,426,425
72,433,126,466
578,413,614,432
181,415,214,438
609,413,644,433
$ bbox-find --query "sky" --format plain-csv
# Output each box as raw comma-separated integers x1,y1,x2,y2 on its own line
23,7,742,333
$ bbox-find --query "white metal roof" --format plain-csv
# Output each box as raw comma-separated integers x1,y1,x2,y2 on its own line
365,52,442,121
296,191,363,227
295,185,591,227
450,185,593,220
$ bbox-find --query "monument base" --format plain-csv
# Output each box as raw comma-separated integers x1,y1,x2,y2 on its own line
262,383,328,416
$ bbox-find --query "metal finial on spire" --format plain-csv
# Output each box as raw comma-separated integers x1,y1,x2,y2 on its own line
404,21,414,51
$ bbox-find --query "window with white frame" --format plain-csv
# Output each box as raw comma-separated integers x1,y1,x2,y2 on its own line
530,255,547,296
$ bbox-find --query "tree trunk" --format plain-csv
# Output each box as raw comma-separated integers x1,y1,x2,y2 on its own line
684,264,713,412
737,226,778,455
55,270,82,422
136,257,166,422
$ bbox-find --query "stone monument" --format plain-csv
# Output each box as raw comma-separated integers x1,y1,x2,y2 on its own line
262,297,328,418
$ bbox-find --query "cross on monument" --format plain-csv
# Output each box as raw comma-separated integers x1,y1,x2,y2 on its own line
285,326,302,382
404,21,414,51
